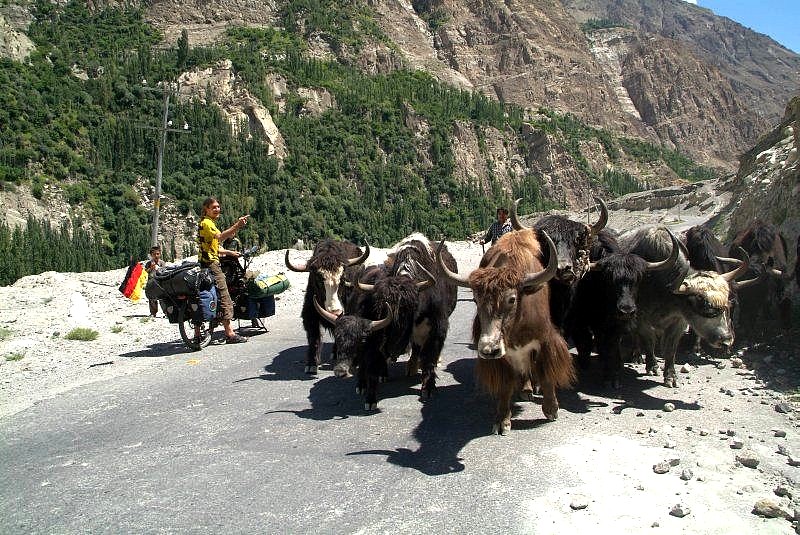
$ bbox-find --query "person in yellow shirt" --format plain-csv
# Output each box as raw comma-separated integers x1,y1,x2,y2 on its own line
197,197,250,344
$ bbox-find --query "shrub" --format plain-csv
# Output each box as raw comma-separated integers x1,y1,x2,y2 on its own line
0,327,11,341
5,353,24,361
65,327,99,341
110,325,124,333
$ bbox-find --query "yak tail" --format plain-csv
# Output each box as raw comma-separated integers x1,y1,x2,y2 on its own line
534,330,576,389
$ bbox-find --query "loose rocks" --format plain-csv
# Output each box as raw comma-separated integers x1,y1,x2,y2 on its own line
653,462,671,474
735,452,760,469
670,504,691,518
752,499,791,519
569,495,588,510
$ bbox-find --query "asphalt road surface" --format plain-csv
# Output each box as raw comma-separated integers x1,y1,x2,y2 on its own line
1,287,795,534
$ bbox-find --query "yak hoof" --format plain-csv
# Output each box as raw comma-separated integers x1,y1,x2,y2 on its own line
492,422,511,436
543,405,559,421
355,386,362,394
663,376,677,388
305,365,318,375
364,402,378,411
419,389,431,402
378,376,387,384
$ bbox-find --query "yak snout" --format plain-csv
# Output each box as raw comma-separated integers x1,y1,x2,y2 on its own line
616,302,636,318
556,264,575,282
477,334,505,359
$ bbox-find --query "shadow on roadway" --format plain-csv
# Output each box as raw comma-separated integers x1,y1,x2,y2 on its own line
346,357,497,476
234,344,316,383
560,355,703,414
118,340,195,358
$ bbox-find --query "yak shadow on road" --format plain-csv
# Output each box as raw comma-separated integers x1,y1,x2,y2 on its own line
284,360,421,421
560,357,702,414
235,344,316,383
346,357,496,476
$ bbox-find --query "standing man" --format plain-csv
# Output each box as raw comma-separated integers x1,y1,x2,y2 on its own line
480,207,513,246
197,197,250,344
145,245,166,317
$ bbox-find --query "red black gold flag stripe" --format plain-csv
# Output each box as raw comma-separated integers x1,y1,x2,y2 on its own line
118,260,148,303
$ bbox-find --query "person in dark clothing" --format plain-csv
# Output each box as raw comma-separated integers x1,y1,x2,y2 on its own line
480,207,513,246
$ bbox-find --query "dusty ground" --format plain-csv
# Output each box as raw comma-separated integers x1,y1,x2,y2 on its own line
2,207,800,532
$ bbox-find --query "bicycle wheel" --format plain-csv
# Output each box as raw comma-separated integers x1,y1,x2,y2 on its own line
177,301,213,350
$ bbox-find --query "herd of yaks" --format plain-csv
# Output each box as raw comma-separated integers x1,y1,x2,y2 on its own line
282,199,798,434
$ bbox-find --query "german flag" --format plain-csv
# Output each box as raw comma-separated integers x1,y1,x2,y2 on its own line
118,259,149,303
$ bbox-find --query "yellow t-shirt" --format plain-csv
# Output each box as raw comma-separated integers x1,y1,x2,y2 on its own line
197,217,220,264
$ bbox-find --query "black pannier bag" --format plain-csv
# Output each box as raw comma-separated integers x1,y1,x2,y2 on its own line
145,262,214,300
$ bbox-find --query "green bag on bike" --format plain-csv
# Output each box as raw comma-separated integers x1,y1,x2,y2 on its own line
247,272,290,299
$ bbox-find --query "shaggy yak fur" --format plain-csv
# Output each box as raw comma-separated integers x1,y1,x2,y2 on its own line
323,269,420,409
684,225,728,273
287,238,368,374
566,253,652,389
620,226,744,387
385,233,458,399
532,215,594,331
729,220,792,341
443,229,574,435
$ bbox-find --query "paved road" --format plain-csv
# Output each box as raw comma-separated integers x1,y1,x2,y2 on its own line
0,287,791,534
1,289,565,533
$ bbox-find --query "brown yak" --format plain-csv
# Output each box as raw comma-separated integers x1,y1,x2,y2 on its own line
437,229,575,435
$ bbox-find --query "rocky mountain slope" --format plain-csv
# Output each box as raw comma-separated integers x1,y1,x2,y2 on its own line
27,0,790,171
0,0,797,269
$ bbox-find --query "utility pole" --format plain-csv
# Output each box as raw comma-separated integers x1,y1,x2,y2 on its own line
139,82,190,247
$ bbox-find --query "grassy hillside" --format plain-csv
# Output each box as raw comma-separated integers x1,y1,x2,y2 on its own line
0,1,716,285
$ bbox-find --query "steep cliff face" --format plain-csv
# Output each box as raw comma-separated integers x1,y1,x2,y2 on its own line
365,0,797,170
177,60,287,159
723,97,800,247
121,0,799,173
563,0,800,127
143,0,279,45
618,33,767,169
0,3,34,61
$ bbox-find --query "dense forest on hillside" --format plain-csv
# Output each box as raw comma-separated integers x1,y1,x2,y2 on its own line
0,0,715,285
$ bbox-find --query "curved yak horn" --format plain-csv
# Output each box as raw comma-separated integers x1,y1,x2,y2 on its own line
510,197,527,231
437,240,471,287
347,243,370,266
589,197,608,236
415,262,437,289
357,281,375,292
369,305,392,332
720,247,749,283
645,230,680,271
520,231,558,291
313,297,340,324
285,249,309,272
